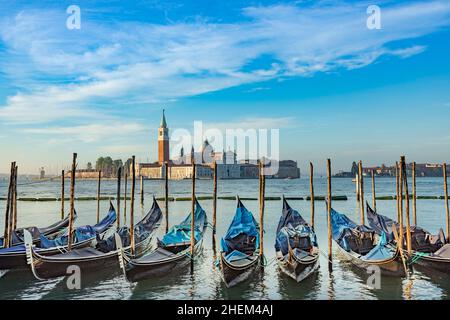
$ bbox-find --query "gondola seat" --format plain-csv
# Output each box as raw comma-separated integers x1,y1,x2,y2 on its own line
225,233,256,256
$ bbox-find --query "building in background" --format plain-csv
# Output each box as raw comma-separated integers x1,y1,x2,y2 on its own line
334,162,449,177
137,110,300,180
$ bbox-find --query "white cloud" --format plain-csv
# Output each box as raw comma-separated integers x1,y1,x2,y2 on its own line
24,122,146,143
0,1,449,124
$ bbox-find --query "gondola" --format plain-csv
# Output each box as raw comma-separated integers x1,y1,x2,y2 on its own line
25,198,163,280
219,198,260,288
275,198,319,282
117,199,207,282
0,213,75,248
366,204,450,274
331,207,406,277
0,204,116,270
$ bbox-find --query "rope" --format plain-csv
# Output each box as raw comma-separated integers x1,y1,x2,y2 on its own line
409,251,428,265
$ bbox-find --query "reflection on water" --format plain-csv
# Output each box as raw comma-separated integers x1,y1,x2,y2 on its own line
0,177,448,300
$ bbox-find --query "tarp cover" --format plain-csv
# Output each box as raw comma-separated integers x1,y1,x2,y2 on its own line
433,244,450,258
91,206,117,234
366,204,445,252
225,250,254,262
39,226,96,249
160,200,206,246
38,205,117,249
361,232,393,261
221,199,259,254
97,198,162,252
0,214,72,248
331,208,394,261
275,198,317,255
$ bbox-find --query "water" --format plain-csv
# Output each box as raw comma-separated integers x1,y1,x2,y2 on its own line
0,177,449,300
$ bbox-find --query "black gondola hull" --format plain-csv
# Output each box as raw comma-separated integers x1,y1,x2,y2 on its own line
29,232,155,279
125,241,202,282
412,255,450,274
33,252,119,279
276,251,319,283
220,253,260,288
0,238,94,270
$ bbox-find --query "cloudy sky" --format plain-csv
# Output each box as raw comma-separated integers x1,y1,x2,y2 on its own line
0,0,450,174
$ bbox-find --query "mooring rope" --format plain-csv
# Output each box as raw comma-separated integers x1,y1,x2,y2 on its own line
409,251,428,265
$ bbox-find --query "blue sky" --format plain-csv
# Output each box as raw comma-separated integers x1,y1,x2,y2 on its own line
0,0,450,174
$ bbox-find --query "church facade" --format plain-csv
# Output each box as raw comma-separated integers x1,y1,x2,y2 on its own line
136,110,300,180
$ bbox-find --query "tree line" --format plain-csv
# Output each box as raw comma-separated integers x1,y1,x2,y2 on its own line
85,156,133,177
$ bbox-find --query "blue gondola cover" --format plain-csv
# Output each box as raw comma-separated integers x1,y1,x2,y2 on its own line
161,200,206,246
221,199,259,255
275,199,317,256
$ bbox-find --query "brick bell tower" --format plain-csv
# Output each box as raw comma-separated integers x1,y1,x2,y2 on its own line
158,109,170,164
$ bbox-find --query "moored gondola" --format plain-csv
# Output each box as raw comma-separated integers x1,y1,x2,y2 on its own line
0,205,116,270
117,199,207,282
0,213,76,248
275,198,319,282
25,198,162,280
331,207,406,277
219,198,260,288
366,204,450,274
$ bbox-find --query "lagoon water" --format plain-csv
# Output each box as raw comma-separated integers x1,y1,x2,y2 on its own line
0,177,449,300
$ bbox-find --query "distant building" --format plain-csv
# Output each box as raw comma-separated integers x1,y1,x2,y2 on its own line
335,161,449,177
39,167,45,179
137,110,300,180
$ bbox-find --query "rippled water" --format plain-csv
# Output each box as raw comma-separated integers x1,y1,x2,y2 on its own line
0,177,449,300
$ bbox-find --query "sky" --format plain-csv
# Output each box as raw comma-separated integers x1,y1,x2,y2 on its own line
0,0,450,175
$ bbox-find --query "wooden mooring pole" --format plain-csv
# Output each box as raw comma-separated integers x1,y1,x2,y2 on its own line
371,169,376,212
310,162,315,228
398,161,404,250
116,166,122,228
3,162,15,248
165,162,169,233
190,160,196,258
412,162,417,226
140,175,144,205
96,170,101,224
124,172,128,224
68,153,77,251
212,161,218,236
130,156,136,255
444,163,449,243
358,161,365,225
327,159,333,269
401,156,412,255
259,161,265,260
12,165,18,231
61,170,65,219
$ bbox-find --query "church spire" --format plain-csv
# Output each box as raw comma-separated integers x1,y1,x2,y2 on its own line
160,109,167,128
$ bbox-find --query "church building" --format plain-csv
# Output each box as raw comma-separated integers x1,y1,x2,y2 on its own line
136,110,300,180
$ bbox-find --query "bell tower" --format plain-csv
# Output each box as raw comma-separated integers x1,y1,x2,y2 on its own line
158,109,170,164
